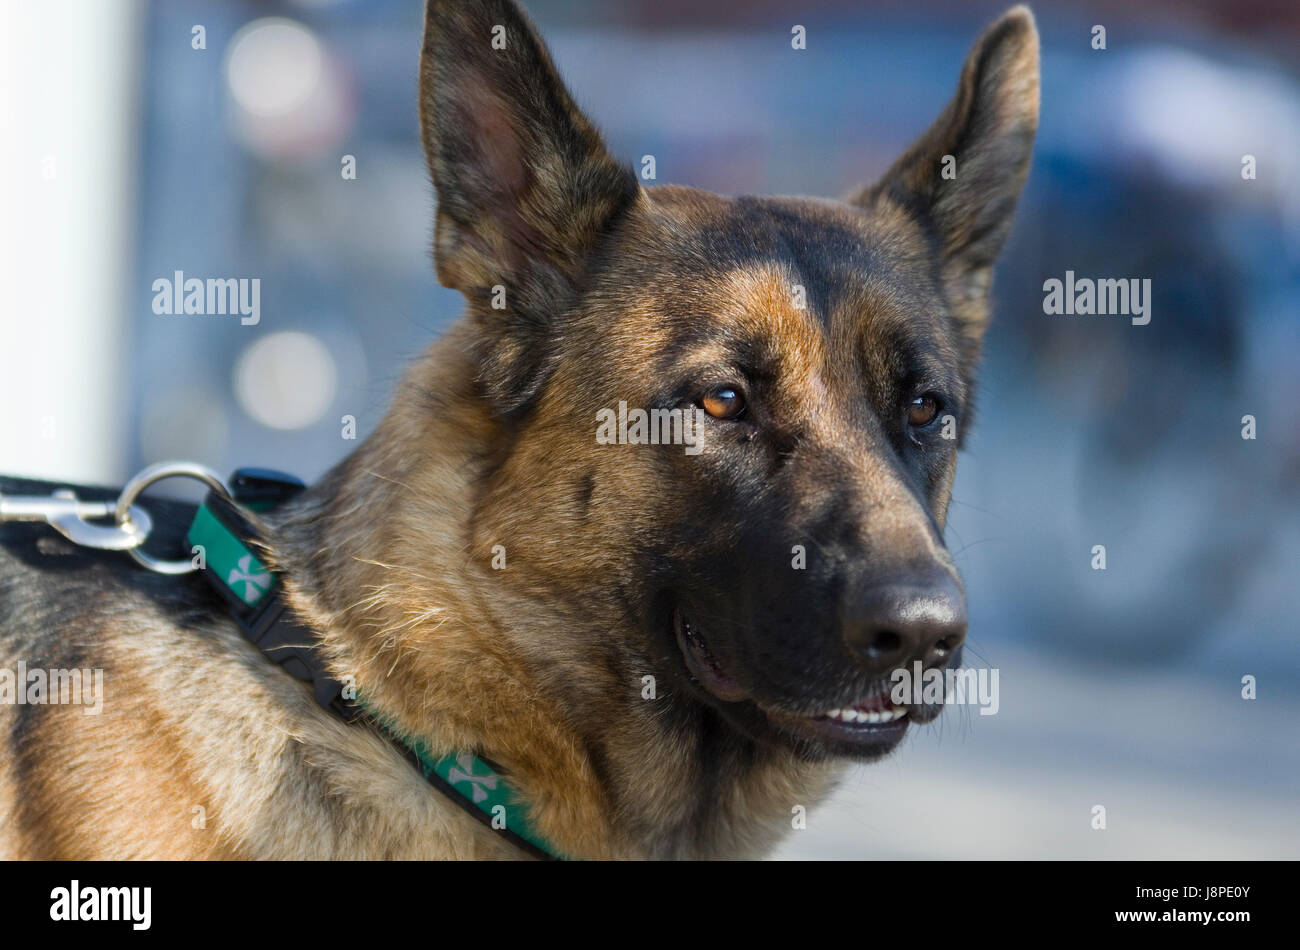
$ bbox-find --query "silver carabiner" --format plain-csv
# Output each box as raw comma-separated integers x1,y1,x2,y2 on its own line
1,461,232,572
0,488,153,551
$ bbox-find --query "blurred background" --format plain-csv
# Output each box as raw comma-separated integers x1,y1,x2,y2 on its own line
2,0,1297,858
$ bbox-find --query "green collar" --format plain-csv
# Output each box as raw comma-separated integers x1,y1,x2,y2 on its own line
186,472,564,860
369,712,561,859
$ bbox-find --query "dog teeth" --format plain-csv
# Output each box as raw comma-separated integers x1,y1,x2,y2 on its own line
824,705,908,724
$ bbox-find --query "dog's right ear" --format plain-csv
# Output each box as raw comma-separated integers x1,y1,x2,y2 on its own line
419,0,637,413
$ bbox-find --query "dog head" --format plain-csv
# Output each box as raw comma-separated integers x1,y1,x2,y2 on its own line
418,0,1038,759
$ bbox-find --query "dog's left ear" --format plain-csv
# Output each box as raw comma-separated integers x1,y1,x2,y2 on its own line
419,0,638,413
851,6,1039,361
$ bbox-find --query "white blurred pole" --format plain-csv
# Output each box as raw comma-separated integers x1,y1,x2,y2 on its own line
0,0,142,483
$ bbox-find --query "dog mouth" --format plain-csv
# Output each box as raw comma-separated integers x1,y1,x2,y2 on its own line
672,606,911,753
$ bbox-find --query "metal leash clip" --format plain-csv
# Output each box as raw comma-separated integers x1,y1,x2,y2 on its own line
0,488,153,551
0,461,233,573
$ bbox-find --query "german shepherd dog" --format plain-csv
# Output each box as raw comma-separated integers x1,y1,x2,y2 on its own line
0,0,1038,859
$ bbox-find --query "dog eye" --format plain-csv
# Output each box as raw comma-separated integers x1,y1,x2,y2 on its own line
906,394,941,428
700,386,746,420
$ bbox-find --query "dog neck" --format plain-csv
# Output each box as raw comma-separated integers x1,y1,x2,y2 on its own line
269,325,839,859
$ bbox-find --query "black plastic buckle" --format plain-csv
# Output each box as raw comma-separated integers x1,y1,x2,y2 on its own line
227,467,307,511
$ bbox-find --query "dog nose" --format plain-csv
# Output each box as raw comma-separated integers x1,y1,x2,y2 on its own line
843,572,967,674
